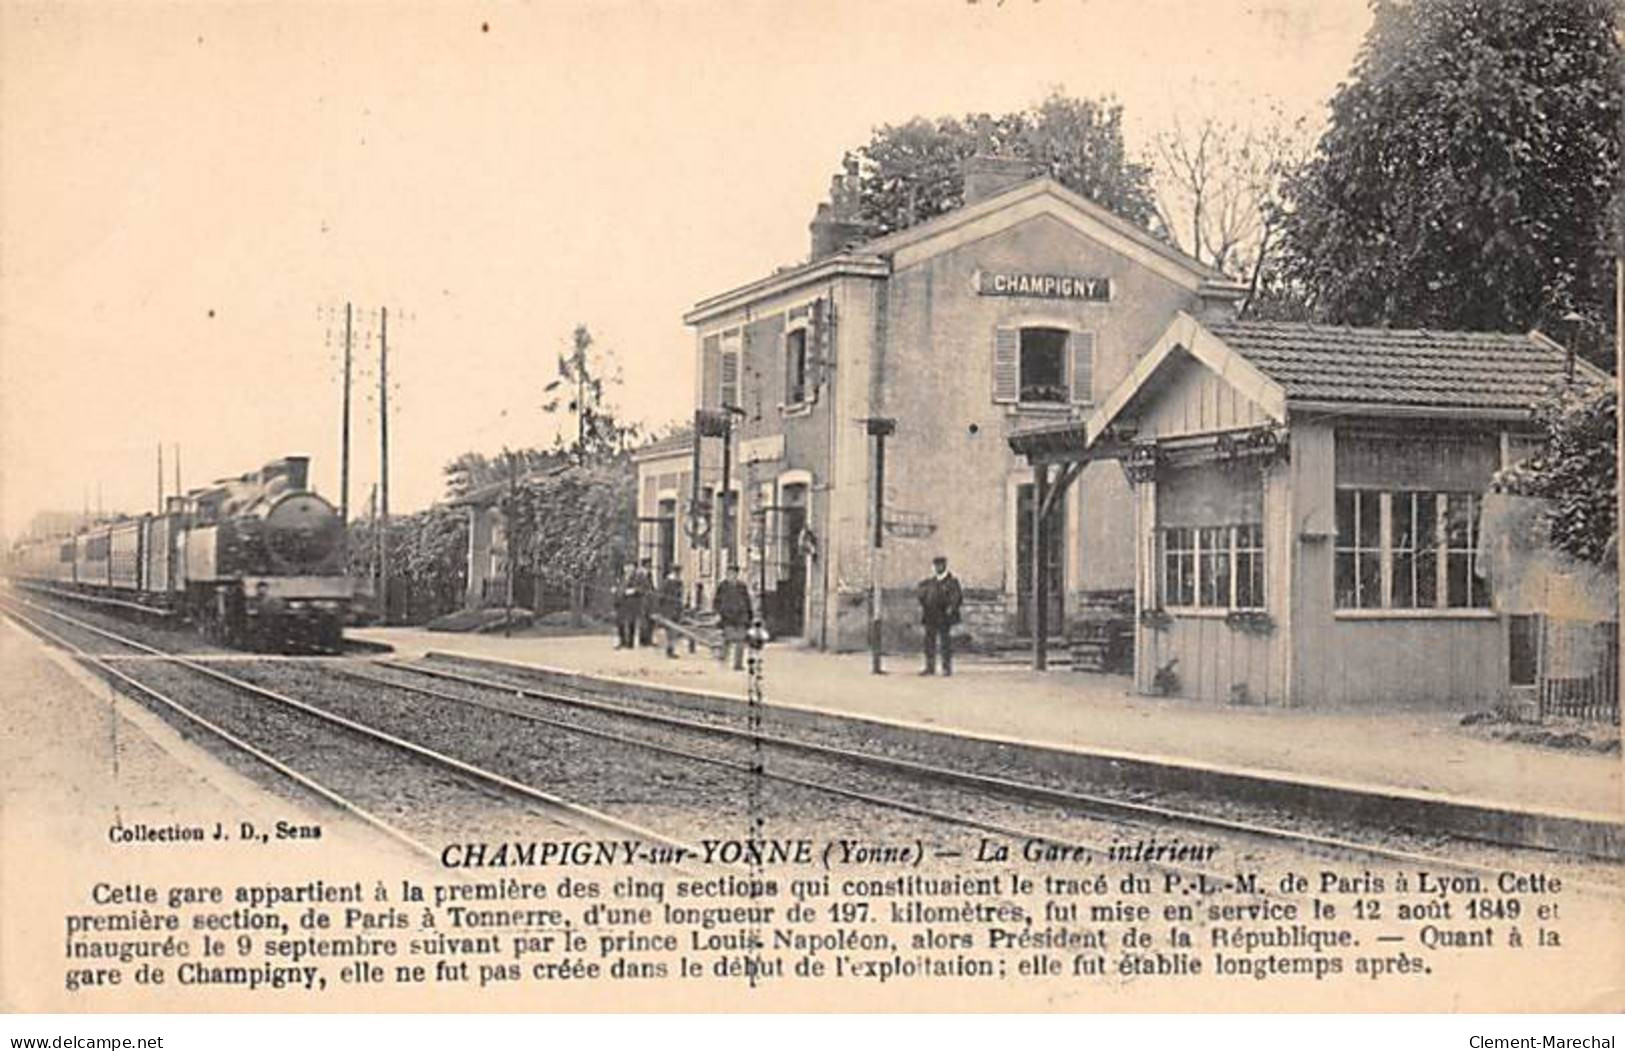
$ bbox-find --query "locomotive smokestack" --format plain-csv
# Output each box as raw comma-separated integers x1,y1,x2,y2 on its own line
285,456,310,491
264,456,311,492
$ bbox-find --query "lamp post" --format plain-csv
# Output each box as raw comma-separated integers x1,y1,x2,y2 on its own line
694,407,742,574
863,417,896,674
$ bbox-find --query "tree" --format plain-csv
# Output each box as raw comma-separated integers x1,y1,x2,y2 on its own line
1494,381,1618,565
401,505,471,614
843,91,1158,238
346,506,470,623
1277,0,1622,364
506,460,637,620
543,324,642,463
1151,108,1311,315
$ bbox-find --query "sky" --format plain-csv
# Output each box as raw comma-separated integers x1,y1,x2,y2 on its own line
0,0,1373,540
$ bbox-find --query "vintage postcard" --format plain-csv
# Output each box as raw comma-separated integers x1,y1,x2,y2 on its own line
1,0,1620,1022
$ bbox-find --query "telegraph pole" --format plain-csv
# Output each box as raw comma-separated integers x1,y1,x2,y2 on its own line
369,484,380,613
156,443,163,513
378,307,390,623
340,302,352,524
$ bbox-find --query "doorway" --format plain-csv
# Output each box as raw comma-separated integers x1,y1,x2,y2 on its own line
764,483,808,637
1016,482,1065,636
656,498,677,576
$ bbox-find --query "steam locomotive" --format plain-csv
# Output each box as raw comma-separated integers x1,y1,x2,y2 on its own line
7,456,352,651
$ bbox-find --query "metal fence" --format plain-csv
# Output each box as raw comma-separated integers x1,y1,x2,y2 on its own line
1538,619,1620,724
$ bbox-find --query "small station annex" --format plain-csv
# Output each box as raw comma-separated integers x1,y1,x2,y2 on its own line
1008,313,1599,708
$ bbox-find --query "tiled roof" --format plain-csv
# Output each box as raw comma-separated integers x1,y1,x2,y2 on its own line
1206,321,1584,410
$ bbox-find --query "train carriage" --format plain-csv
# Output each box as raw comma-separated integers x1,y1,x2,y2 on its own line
77,533,111,588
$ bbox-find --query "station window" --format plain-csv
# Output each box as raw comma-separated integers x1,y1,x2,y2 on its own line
993,326,1094,407
1018,327,1068,404
784,326,808,406
1155,465,1263,612
1335,489,1489,610
1158,524,1264,611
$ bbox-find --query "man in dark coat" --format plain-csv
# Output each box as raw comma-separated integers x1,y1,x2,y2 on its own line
633,558,657,646
613,564,640,649
713,564,752,671
917,555,962,676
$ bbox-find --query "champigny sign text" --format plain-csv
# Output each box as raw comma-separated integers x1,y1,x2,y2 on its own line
975,270,1111,301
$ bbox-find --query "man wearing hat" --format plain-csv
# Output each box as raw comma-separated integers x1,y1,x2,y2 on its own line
633,558,657,647
917,554,963,676
713,564,753,671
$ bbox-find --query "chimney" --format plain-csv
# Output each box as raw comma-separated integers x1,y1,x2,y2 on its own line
963,154,1037,206
809,167,870,261
809,201,869,261
1194,280,1246,323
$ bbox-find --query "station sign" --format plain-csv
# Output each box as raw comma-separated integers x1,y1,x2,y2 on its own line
975,270,1111,301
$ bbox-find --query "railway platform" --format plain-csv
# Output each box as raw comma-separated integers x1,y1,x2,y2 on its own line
0,618,433,1011
353,626,1625,855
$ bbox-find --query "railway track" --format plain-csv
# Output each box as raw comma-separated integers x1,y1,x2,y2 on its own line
0,592,693,863
6,593,1080,865
5,587,1620,900
348,655,1625,895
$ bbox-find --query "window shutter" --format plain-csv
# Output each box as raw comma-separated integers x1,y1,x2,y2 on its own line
783,329,801,406
720,348,740,409
809,298,828,402
1070,331,1096,406
701,335,720,410
721,351,739,409
992,327,1018,404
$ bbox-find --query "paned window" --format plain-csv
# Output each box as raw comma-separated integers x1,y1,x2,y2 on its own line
784,327,808,406
1335,488,1489,610
1158,524,1264,611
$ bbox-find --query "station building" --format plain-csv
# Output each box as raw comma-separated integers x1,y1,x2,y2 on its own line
637,159,1245,650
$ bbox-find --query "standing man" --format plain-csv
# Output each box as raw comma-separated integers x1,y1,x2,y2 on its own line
917,555,962,676
658,565,685,658
713,564,753,671
633,558,657,647
613,563,640,649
